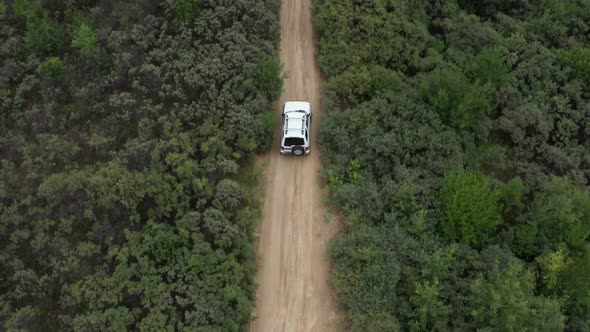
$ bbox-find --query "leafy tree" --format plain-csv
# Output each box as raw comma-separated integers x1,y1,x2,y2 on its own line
440,169,502,248
25,6,67,55
558,48,590,84
420,69,493,130
536,248,570,291
0,0,282,330
410,279,450,331
470,48,512,88
254,54,285,101
314,0,587,328
330,223,422,332
556,250,590,331
172,0,203,26
38,56,67,80
0,1,6,20
523,177,590,253
71,23,97,56
468,260,565,331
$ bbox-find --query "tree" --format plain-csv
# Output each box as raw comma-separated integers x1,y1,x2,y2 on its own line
0,0,282,330
440,169,502,248
420,69,493,130
470,48,512,88
410,279,450,331
556,250,590,331
25,6,67,55
314,0,590,329
71,24,97,56
522,177,590,253
468,260,565,331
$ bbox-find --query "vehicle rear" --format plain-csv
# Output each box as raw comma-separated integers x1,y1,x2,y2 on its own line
281,136,309,155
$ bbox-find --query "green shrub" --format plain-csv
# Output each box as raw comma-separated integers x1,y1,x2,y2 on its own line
0,1,6,20
71,23,97,56
470,48,512,87
440,169,502,248
173,0,203,26
257,111,276,151
39,56,66,80
13,0,32,18
254,54,284,101
530,177,590,251
468,261,565,331
25,7,67,55
558,48,590,83
421,69,493,130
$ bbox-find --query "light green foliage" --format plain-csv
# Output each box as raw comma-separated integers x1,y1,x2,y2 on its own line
410,280,449,332
38,56,66,80
440,169,502,248
530,177,590,251
71,23,97,56
470,48,512,87
558,48,590,83
0,1,6,20
173,0,203,25
468,261,565,331
254,54,284,101
13,0,32,18
25,6,67,55
252,110,276,151
536,248,570,290
555,250,590,330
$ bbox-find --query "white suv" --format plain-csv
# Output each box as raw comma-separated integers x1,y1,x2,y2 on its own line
280,101,311,156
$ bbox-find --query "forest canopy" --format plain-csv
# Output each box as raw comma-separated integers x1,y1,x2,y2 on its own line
313,0,590,331
0,0,282,330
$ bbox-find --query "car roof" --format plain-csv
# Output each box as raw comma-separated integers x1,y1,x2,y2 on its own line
283,108,308,138
284,101,311,114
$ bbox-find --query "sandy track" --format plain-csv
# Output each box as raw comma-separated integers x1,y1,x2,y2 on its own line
248,0,342,331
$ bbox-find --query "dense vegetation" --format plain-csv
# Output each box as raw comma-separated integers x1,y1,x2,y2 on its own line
0,0,282,330
313,0,590,330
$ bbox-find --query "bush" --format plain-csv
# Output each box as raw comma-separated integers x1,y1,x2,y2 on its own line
530,177,590,251
25,7,67,55
38,56,66,80
470,48,512,88
254,54,284,101
421,69,493,130
71,23,97,56
255,111,276,151
173,0,203,26
468,260,565,331
440,169,502,248
558,48,590,83
0,2,6,20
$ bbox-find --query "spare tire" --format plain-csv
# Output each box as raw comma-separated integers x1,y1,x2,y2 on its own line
292,146,304,156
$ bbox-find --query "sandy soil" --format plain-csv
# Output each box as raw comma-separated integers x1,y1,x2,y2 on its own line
248,0,343,331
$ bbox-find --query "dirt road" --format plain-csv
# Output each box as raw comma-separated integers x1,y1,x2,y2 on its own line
248,0,343,331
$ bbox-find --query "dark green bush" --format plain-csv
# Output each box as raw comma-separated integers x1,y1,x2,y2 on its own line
25,6,67,55
0,0,282,330
314,0,588,329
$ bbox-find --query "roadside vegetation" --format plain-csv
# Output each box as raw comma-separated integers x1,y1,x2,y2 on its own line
313,0,590,330
0,0,282,330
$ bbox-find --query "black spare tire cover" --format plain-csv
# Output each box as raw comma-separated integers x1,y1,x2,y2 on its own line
292,146,304,155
